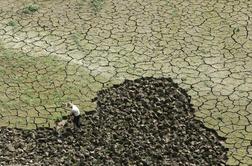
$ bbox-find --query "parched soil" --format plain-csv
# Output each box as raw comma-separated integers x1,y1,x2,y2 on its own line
0,0,252,165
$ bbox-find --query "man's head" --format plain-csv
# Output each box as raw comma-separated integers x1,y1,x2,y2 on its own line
66,102,73,108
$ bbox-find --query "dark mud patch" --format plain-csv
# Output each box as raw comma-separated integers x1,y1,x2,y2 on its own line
0,77,228,165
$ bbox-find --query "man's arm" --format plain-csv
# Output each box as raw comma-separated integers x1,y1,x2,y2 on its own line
70,109,74,116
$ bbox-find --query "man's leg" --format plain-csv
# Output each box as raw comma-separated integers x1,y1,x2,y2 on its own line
76,115,81,128
71,115,75,128
73,115,81,128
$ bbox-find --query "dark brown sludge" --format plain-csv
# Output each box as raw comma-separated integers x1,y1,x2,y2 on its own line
0,77,228,165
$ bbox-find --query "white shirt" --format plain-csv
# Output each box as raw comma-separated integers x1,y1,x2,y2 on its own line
71,104,80,116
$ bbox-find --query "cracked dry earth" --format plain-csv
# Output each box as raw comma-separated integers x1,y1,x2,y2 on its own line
0,0,251,165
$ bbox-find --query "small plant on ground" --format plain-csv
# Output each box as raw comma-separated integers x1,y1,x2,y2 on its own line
22,4,39,14
72,33,84,51
91,0,104,12
6,20,17,27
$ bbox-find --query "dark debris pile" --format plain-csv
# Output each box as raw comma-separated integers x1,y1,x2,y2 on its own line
0,77,228,166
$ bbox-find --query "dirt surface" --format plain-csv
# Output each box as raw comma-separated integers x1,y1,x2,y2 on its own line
0,77,228,166
0,0,252,165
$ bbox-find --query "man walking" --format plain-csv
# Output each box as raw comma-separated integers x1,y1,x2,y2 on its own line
67,102,81,128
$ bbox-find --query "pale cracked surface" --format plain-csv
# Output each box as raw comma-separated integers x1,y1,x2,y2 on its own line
0,0,252,165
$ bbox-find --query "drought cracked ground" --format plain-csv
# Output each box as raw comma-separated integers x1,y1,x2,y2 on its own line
0,0,251,165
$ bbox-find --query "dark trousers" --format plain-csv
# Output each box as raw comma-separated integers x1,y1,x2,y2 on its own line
73,115,81,128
